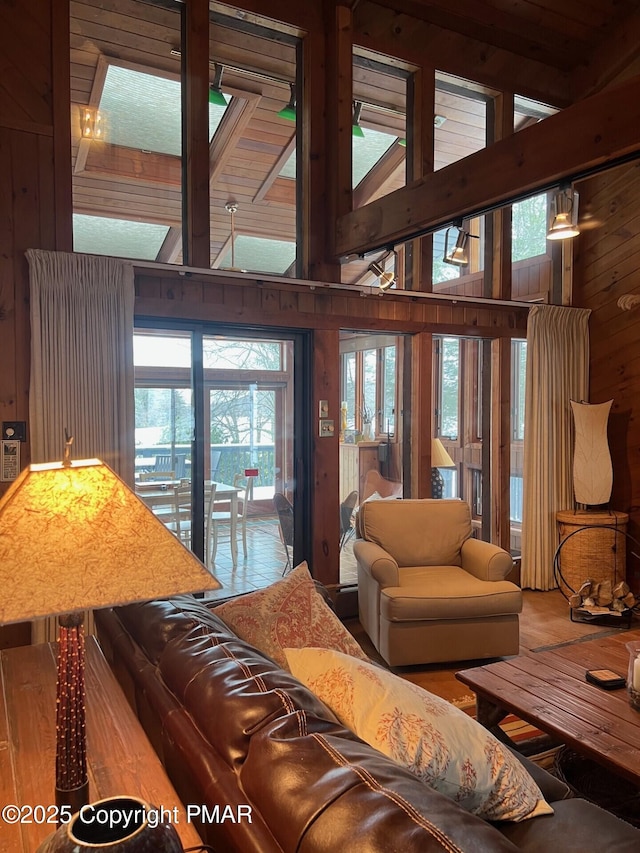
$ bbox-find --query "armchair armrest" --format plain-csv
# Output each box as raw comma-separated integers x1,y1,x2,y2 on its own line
353,540,400,588
461,538,514,582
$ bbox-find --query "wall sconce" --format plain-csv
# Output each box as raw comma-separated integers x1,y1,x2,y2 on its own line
277,83,296,121
547,186,580,240
81,107,102,140
352,101,365,138
209,63,228,107
443,222,475,266
368,258,396,293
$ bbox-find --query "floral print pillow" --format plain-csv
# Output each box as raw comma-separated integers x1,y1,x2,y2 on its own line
284,647,553,822
214,562,368,671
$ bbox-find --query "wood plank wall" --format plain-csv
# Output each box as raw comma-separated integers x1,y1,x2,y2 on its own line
574,161,640,591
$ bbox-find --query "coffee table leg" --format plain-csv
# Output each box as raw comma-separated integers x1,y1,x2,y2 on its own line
475,694,508,729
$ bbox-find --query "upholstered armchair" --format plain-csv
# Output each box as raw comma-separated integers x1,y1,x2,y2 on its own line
354,499,522,666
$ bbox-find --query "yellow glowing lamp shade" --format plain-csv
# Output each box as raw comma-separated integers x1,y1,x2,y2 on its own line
0,458,220,625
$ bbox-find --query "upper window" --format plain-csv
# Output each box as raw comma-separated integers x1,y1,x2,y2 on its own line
512,194,548,262
435,336,460,440
70,0,301,271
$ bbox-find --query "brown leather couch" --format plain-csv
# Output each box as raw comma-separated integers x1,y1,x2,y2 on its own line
95,596,640,853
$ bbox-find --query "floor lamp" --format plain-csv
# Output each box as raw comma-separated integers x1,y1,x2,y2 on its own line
0,452,220,822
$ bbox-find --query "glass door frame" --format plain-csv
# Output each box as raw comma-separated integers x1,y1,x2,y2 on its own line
135,316,312,569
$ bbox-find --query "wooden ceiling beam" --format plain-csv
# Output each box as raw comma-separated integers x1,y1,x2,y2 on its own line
335,73,640,258
366,0,586,71
571,6,640,100
352,1,572,108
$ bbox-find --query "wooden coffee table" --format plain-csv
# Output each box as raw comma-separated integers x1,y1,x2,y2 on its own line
457,628,640,787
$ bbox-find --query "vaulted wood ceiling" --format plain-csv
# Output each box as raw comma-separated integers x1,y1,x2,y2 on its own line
67,0,640,282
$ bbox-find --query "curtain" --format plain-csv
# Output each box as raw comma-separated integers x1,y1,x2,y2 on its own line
521,304,591,590
26,249,135,482
26,249,135,643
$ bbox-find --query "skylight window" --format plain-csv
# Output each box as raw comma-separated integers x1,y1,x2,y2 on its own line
279,128,398,188
98,63,228,155
73,214,169,260
352,128,397,187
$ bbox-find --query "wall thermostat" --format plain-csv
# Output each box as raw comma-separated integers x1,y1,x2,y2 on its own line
2,421,27,442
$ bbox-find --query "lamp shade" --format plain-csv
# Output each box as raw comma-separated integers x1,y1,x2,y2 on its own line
0,458,220,625
432,438,455,468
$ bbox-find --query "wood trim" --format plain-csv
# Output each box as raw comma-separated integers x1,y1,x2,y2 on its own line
311,328,340,585
336,72,640,258
182,0,210,269
52,0,72,251
410,331,432,497
209,92,261,189
254,133,296,203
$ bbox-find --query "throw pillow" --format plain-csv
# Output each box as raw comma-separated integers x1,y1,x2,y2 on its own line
213,562,368,671
284,647,553,823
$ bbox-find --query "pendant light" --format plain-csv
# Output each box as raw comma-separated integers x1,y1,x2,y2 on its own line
352,101,365,138
277,83,296,122
209,64,228,107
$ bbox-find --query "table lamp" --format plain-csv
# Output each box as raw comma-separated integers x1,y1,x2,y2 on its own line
0,447,220,815
431,438,455,499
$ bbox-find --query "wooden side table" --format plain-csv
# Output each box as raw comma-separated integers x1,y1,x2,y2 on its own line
0,637,203,852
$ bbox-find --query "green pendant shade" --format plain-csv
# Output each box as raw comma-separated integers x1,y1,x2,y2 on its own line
209,63,228,107
278,83,296,122
209,86,228,107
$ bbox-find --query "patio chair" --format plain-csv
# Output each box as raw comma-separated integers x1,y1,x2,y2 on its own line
340,490,358,550
164,482,192,546
273,492,294,575
207,472,256,563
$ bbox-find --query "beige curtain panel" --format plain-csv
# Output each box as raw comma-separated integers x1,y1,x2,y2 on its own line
27,249,135,482
521,304,591,590
26,249,135,643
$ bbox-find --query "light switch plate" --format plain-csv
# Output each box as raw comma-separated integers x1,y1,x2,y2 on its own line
318,400,329,418
319,419,335,437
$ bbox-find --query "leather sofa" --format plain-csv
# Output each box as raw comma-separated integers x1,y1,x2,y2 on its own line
355,498,522,665
95,595,640,852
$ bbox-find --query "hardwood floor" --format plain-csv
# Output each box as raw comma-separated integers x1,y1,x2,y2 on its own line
344,589,636,705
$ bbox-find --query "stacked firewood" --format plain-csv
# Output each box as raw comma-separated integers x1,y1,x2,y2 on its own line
569,579,637,614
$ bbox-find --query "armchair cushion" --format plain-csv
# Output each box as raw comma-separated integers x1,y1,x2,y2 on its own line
381,567,522,622
358,499,471,568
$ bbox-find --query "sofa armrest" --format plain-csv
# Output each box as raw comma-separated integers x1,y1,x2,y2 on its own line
353,540,400,587
461,538,514,582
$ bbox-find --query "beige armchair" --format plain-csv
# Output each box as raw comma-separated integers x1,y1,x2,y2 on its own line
354,499,522,666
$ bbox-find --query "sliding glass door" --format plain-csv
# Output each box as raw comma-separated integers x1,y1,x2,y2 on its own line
133,323,309,595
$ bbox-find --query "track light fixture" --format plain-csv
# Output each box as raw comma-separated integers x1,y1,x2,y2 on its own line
209,64,228,107
443,221,476,266
368,253,396,293
547,186,580,240
277,83,296,122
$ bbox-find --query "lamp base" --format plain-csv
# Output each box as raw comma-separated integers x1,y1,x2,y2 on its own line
55,780,89,821
431,467,444,499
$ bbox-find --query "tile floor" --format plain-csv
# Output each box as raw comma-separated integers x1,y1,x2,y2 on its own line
202,515,357,603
